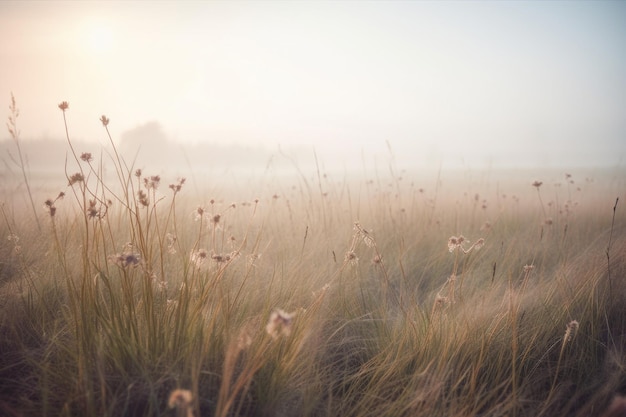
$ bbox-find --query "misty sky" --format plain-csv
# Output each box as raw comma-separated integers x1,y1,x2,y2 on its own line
1,0,625,169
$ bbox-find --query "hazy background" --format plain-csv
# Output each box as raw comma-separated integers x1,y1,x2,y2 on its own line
1,0,625,173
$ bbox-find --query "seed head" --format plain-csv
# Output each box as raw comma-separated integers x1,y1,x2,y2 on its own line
564,320,579,343
99,115,109,127
169,177,186,194
532,180,543,188
80,152,93,162
58,101,69,111
193,206,205,221
143,175,160,190
266,309,295,339
166,233,177,254
108,252,141,268
447,236,459,252
190,249,209,269
44,199,57,217
473,238,485,251
68,172,85,185
87,200,100,219
344,251,359,266
435,294,449,307
168,389,193,411
448,235,467,252
137,190,149,207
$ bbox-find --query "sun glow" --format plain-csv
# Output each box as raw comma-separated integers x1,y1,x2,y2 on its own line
86,23,114,53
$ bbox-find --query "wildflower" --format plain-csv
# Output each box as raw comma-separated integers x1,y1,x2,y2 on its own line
473,238,485,251
58,101,69,111
137,190,149,207
8,234,22,254
237,330,253,350
143,175,160,190
108,252,141,268
344,251,359,266
266,309,295,339
564,320,579,343
169,177,186,193
434,294,449,307
248,253,261,267
523,264,534,273
86,199,100,219
44,199,57,217
68,172,84,185
193,206,205,221
80,152,93,162
190,249,209,269
532,180,543,188
447,236,458,252
99,115,109,127
211,251,239,264
166,233,177,254
448,235,466,252
168,389,193,417
210,213,221,226
135,169,142,178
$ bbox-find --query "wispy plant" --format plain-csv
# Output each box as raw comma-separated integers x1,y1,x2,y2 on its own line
6,93,41,231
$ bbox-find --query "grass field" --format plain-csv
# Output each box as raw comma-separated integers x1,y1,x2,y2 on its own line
1,107,625,416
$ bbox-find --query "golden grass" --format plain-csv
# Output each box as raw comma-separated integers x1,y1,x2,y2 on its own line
0,102,625,416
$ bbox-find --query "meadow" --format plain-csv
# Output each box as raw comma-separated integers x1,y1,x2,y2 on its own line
1,104,625,417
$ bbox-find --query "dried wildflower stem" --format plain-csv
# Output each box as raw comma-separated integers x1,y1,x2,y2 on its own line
606,197,618,292
547,320,579,404
59,103,85,175
533,181,548,219
215,333,270,417
509,282,520,417
101,116,137,207
7,94,41,231
59,104,95,279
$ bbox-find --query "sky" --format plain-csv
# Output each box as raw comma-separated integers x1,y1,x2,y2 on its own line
1,0,625,170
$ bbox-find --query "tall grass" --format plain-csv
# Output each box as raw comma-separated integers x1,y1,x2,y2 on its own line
0,102,625,416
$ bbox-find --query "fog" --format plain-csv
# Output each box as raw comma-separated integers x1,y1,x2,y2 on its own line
1,1,625,175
